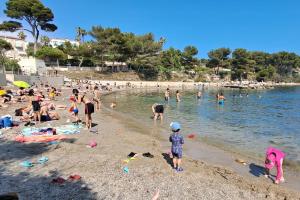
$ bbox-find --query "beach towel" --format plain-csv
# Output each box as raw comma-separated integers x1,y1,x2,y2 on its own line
55,124,82,135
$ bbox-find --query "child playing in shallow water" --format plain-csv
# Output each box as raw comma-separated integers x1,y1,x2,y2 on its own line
264,147,285,184
169,122,184,172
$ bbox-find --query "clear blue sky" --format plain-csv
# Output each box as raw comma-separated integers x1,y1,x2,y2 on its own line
1,0,300,57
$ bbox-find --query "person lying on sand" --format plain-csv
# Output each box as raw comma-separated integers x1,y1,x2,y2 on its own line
265,147,285,184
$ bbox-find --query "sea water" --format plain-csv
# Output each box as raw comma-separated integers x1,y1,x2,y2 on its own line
103,86,300,166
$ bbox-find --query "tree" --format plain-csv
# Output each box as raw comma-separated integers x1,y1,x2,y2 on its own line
40,35,50,46
17,31,26,40
0,0,57,54
0,39,13,73
207,48,231,74
76,27,87,43
159,47,183,72
4,58,20,72
182,45,198,70
59,41,93,68
270,52,300,77
35,46,66,67
231,48,256,80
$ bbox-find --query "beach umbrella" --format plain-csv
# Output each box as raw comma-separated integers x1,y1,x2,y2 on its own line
13,81,30,89
0,90,6,96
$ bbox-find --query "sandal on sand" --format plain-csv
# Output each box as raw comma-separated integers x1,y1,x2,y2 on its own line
176,167,184,172
20,161,33,168
51,177,66,184
68,174,81,181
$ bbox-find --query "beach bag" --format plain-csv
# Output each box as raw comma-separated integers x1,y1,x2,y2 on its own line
0,119,3,129
2,115,13,128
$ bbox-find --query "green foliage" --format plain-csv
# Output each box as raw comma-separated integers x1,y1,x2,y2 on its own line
40,36,50,46
36,46,66,61
0,39,13,51
231,48,256,80
4,58,20,71
207,48,231,74
0,0,57,53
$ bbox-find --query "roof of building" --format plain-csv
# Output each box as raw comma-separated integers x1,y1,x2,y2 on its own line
0,35,25,41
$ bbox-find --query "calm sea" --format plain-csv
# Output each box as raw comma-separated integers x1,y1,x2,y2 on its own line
103,86,300,166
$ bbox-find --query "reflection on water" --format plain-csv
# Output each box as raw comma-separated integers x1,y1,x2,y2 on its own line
103,87,300,165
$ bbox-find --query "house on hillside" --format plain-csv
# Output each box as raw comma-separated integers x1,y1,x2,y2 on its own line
0,35,28,60
50,38,79,48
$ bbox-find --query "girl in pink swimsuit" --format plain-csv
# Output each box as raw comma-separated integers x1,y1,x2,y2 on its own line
264,147,285,184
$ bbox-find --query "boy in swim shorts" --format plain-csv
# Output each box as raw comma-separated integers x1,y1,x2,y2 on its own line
169,122,184,172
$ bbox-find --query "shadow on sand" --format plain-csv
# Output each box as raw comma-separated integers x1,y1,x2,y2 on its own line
162,153,173,168
0,139,97,199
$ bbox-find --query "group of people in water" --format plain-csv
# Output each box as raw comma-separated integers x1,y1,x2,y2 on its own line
152,87,285,184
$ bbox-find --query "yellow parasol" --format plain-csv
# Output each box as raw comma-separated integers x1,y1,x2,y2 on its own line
13,81,30,89
0,90,6,96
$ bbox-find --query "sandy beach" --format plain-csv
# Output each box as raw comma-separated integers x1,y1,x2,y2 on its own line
1,86,300,200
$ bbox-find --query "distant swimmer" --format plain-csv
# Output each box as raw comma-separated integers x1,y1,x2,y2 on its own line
152,103,164,121
176,90,181,102
197,91,202,99
165,88,170,101
218,93,225,105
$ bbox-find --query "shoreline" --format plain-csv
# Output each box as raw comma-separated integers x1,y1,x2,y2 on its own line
101,88,300,192
0,87,300,199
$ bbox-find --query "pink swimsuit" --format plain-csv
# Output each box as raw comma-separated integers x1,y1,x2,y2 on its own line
265,147,285,181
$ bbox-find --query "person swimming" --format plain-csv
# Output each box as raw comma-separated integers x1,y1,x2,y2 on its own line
217,93,225,105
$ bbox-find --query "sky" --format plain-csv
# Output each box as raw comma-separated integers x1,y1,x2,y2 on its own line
1,0,300,58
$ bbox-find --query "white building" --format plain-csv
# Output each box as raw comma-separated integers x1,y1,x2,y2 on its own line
18,57,47,75
50,38,79,48
0,35,28,60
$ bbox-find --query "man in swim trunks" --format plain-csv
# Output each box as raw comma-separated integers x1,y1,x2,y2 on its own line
152,103,164,121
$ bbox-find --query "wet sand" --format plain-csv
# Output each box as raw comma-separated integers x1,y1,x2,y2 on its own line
0,87,300,200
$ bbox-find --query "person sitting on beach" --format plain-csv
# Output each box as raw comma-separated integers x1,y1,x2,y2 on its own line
169,122,184,172
40,105,60,122
176,90,181,102
152,103,164,121
264,147,285,184
165,88,170,101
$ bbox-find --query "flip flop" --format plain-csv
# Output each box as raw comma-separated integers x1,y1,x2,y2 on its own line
51,177,66,184
20,161,33,168
38,156,49,164
123,167,129,174
68,174,81,181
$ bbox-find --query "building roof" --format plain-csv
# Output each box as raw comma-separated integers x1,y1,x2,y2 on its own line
0,35,26,41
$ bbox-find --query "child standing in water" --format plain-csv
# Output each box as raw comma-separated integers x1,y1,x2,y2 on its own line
169,122,184,172
265,147,285,184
